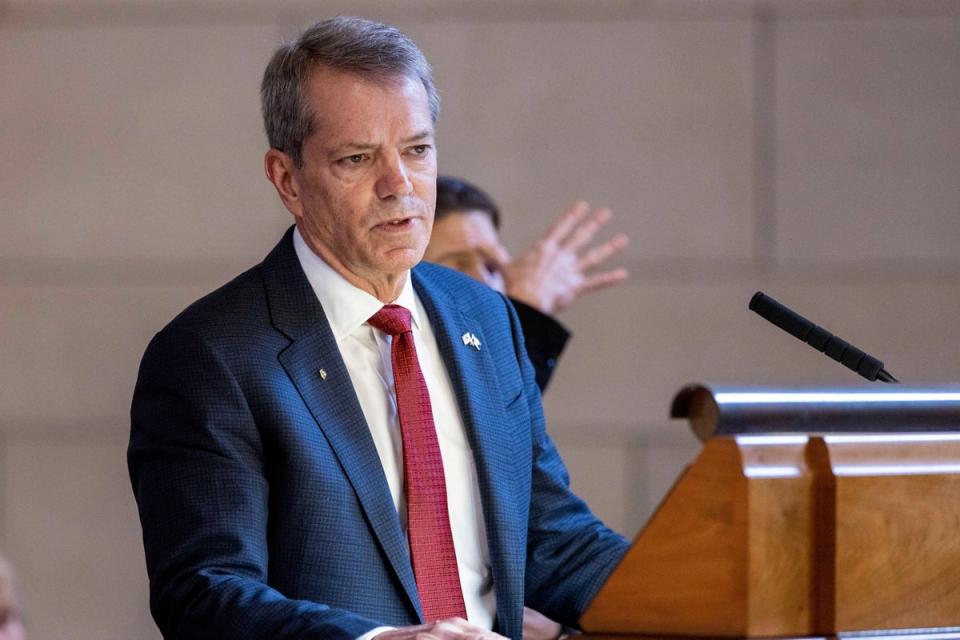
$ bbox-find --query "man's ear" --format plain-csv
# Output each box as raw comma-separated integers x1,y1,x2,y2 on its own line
264,149,304,219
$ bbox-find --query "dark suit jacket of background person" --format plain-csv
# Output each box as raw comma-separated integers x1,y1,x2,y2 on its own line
128,227,628,640
509,300,570,392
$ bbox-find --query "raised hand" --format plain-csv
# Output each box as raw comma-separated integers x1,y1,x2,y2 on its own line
503,201,629,315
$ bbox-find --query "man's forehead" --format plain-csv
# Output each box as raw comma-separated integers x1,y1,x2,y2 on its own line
305,66,427,111
303,67,433,143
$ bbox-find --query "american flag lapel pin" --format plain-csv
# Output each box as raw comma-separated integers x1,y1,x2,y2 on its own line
461,331,481,351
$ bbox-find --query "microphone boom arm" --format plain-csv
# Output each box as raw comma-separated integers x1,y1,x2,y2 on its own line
749,291,899,383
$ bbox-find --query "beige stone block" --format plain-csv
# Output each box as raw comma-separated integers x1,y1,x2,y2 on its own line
541,278,960,435
631,436,700,535
4,0,273,8
0,282,219,422
550,434,632,536
2,435,159,640
402,17,755,261
0,23,289,261
774,16,960,263
769,0,960,19
549,431,700,539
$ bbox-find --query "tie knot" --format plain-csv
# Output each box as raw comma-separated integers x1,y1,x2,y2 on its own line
368,304,412,337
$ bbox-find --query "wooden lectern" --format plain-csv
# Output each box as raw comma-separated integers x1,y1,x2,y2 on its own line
581,384,960,640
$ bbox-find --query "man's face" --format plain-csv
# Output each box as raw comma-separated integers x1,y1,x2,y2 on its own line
289,67,437,290
423,210,507,293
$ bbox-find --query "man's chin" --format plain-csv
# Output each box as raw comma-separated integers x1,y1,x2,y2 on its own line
377,246,427,274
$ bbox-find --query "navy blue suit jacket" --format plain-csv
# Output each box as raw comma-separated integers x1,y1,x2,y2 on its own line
128,228,627,639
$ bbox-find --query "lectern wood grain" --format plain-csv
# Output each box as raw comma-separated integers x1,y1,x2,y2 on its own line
581,433,960,637
826,436,960,631
581,436,814,636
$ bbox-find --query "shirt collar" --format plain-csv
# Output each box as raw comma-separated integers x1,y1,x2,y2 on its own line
293,226,422,342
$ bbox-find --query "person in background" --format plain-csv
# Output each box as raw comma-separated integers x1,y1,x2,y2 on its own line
425,176,629,391
427,179,629,638
0,556,26,640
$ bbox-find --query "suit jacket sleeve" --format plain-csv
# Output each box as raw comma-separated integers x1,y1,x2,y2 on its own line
128,327,383,640
509,298,571,393
501,299,629,627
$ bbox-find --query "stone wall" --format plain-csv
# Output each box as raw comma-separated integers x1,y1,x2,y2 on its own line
1,2,958,637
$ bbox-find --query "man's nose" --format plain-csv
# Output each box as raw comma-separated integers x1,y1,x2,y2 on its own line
375,153,413,199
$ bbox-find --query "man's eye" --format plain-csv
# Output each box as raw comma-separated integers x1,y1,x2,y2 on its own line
341,154,366,165
410,145,429,156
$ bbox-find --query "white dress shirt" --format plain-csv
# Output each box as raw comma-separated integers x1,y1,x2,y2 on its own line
293,229,496,634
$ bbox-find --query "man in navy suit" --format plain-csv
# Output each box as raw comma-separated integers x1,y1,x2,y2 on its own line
128,16,628,640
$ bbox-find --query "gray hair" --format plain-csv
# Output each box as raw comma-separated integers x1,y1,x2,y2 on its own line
261,16,440,167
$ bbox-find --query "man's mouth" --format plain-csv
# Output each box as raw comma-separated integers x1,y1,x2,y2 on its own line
375,217,416,231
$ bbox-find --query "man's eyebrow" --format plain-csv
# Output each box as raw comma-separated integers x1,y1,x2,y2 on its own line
334,130,433,154
402,130,434,144
335,142,377,153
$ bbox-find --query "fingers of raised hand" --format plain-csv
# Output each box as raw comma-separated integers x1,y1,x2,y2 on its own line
544,200,591,245
579,268,629,296
562,206,613,252
577,232,629,271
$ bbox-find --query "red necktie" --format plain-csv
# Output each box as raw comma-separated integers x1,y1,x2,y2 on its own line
368,304,467,621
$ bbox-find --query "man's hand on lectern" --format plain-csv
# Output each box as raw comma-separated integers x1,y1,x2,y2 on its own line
375,618,510,639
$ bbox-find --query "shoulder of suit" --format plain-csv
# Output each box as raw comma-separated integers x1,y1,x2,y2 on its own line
413,261,512,314
160,262,269,339
160,257,513,341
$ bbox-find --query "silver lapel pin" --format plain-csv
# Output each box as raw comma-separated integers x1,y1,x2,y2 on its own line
317,368,328,380
461,332,481,351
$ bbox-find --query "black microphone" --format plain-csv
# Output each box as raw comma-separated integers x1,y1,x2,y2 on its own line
749,291,898,383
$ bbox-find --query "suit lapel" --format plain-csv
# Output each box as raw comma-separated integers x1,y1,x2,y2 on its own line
413,269,525,635
263,230,422,617
260,233,525,633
